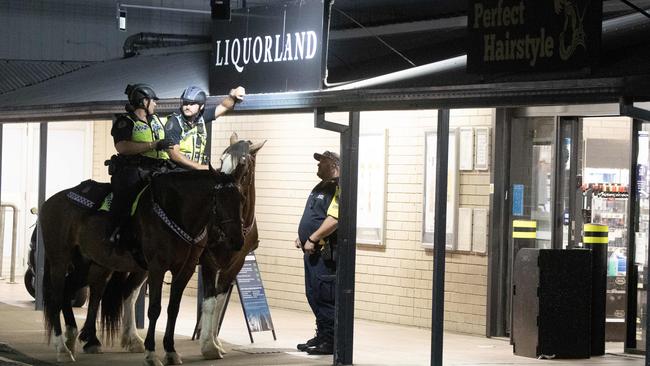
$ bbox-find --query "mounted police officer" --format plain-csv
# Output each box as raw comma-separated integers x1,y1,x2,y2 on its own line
165,86,245,170
108,83,174,244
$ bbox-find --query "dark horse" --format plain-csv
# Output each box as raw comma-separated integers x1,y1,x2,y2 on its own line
39,168,244,365
198,133,265,359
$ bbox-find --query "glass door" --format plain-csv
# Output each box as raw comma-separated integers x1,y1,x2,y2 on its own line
629,121,649,353
555,117,580,249
505,117,556,335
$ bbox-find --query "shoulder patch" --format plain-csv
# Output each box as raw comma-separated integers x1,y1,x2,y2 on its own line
117,120,127,128
165,115,179,130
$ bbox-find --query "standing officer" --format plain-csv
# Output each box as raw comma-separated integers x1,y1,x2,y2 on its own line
294,150,340,355
109,83,174,244
164,86,245,170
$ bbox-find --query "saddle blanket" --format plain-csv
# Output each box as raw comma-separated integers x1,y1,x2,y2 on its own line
65,180,147,214
65,180,112,211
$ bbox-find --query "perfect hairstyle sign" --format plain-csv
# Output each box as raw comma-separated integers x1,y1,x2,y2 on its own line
467,0,602,73
210,0,329,94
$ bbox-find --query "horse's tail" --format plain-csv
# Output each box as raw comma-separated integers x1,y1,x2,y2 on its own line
100,271,127,343
42,256,54,342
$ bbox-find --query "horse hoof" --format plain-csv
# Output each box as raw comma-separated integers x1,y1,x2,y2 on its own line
122,335,145,353
57,351,76,363
143,351,164,366
201,343,224,360
163,352,182,365
64,327,78,355
215,337,227,354
83,344,103,354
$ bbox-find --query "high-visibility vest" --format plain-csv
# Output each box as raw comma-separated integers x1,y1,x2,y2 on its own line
126,114,169,160
168,113,207,164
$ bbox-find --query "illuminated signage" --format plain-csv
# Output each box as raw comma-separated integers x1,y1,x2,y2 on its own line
210,0,329,94
467,0,602,73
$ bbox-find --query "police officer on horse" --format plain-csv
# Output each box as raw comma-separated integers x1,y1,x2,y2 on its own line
108,83,174,244
165,86,245,170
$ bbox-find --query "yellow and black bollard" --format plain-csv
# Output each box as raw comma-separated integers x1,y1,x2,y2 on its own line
512,220,537,240
510,220,536,344
584,223,608,356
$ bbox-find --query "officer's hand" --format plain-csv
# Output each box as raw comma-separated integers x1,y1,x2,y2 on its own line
294,237,302,249
304,241,315,255
229,86,245,103
155,139,175,151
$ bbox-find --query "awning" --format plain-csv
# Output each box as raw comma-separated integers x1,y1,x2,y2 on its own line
0,50,210,109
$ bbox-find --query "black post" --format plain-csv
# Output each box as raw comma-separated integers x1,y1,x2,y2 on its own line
487,109,511,337
431,109,449,366
334,111,359,365
584,223,608,356
35,123,48,311
509,219,537,346
626,119,639,350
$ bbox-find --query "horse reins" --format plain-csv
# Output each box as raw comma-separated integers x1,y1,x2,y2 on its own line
150,179,238,274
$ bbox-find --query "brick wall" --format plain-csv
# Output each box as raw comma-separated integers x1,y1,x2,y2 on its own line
90,110,493,334
582,117,631,140
91,120,114,182
208,109,493,335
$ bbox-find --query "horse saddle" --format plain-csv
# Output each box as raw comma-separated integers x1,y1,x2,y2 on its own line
65,180,113,211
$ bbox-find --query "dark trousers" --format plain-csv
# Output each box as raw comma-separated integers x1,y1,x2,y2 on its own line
110,165,148,229
304,252,336,343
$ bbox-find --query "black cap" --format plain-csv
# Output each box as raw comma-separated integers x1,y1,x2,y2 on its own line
314,150,340,166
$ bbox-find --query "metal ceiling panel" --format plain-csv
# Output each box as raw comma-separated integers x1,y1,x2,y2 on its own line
0,50,211,108
0,60,92,95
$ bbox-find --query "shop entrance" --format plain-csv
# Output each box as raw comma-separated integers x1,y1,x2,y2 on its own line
496,113,645,352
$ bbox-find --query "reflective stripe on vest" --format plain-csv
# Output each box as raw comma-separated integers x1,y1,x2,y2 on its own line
512,220,537,239
173,114,207,164
126,114,169,160
584,223,609,244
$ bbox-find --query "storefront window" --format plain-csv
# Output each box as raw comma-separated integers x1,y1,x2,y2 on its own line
422,130,458,249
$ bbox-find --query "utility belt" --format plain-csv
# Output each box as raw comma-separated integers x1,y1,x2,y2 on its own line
105,154,174,176
320,240,337,264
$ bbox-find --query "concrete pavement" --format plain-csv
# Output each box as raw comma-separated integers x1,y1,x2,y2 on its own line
0,281,643,365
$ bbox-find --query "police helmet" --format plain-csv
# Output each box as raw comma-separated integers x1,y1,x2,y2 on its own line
125,84,159,107
180,86,207,106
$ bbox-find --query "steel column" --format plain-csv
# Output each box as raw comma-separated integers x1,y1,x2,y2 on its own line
487,108,511,337
334,111,359,365
35,123,48,311
431,109,449,366
313,108,359,365
626,119,640,350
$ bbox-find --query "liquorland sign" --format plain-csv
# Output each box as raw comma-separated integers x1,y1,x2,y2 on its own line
209,0,330,94
467,0,602,73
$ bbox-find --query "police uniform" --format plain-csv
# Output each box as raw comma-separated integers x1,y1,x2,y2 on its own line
164,112,208,164
110,112,169,226
298,178,339,346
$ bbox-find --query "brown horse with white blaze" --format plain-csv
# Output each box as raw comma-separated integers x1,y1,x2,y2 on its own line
198,133,265,359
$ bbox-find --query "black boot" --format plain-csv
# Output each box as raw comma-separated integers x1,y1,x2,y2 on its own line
306,341,333,355
297,333,321,352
